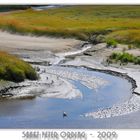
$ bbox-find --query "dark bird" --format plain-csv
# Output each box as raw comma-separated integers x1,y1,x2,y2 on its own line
63,112,67,118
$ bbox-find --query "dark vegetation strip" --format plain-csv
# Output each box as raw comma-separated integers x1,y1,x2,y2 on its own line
0,5,31,12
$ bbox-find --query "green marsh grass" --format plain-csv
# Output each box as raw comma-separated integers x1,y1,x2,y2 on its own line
0,6,140,45
0,51,38,82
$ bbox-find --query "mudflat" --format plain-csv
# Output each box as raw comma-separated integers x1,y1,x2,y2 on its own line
0,31,83,53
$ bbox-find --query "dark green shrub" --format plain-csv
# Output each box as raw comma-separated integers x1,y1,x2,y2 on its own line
106,39,118,48
25,68,38,80
128,44,134,50
6,66,25,82
108,52,140,65
134,57,140,64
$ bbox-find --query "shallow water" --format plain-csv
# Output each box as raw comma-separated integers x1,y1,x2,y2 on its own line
0,67,132,128
32,5,64,11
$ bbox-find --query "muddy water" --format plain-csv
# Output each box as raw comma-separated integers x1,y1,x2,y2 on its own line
0,67,132,128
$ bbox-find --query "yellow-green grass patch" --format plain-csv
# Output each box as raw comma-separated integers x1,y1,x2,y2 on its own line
0,6,140,45
0,51,38,82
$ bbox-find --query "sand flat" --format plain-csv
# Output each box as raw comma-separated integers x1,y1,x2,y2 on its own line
0,31,83,53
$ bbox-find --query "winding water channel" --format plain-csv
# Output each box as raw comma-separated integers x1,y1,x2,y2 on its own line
0,41,140,128
0,66,133,128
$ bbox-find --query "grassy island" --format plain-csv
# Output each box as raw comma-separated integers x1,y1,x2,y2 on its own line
0,51,38,82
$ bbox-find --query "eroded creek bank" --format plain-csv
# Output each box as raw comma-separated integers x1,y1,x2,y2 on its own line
0,42,140,128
